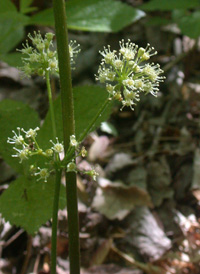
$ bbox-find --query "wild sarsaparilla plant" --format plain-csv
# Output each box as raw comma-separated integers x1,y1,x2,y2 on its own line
0,1,164,274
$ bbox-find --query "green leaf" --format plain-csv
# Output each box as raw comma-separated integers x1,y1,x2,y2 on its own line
29,0,145,32
141,0,200,11
0,175,66,234
146,16,172,26
0,0,17,13
20,0,37,14
0,11,28,54
74,85,112,140
0,100,40,174
37,85,112,148
0,52,23,67
175,11,200,39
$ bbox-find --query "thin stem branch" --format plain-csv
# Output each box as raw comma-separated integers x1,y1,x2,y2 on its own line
53,1,80,274
46,71,57,139
51,169,61,274
78,97,111,142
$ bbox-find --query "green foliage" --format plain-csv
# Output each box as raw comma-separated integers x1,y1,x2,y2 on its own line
141,0,200,11
20,0,38,14
142,0,200,39
0,0,16,13
74,85,112,140
173,10,200,39
0,86,111,233
0,53,23,67
37,85,112,149
0,176,65,234
0,100,40,174
0,12,28,54
0,0,28,66
0,0,145,67
29,0,145,32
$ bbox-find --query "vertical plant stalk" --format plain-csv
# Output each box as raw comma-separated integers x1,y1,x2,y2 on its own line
45,70,61,274
53,1,80,274
46,71,57,140
51,169,61,274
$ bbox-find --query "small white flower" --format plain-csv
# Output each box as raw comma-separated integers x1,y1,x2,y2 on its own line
121,99,135,111
80,146,87,157
119,39,138,61
113,58,123,69
12,147,29,163
138,44,157,61
34,167,50,182
99,45,116,64
122,78,136,90
70,135,78,147
85,169,99,181
7,127,24,146
106,84,116,96
143,82,159,97
123,89,135,100
22,127,40,139
67,161,77,172
69,40,81,66
45,149,54,157
50,137,64,153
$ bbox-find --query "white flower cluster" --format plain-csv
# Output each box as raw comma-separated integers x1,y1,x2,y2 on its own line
8,130,98,182
7,127,64,182
18,31,80,77
66,136,98,181
96,39,165,110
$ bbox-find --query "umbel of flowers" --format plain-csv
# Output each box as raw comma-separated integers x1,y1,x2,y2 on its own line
7,127,98,182
96,39,165,110
18,31,80,77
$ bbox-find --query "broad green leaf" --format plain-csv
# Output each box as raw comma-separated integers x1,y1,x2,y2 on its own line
0,175,66,234
0,12,28,54
29,0,145,32
146,16,172,26
0,52,23,67
141,0,200,11
37,85,112,148
175,11,200,39
0,0,17,13
0,100,40,174
20,0,37,14
74,86,112,140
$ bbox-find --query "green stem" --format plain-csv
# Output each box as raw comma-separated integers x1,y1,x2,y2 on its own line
61,97,110,166
51,169,61,274
53,1,80,274
78,97,111,142
46,71,57,139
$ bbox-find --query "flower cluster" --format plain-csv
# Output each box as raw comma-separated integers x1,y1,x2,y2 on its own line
7,127,63,182
66,136,99,181
18,31,80,77
96,39,165,110
8,129,98,182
